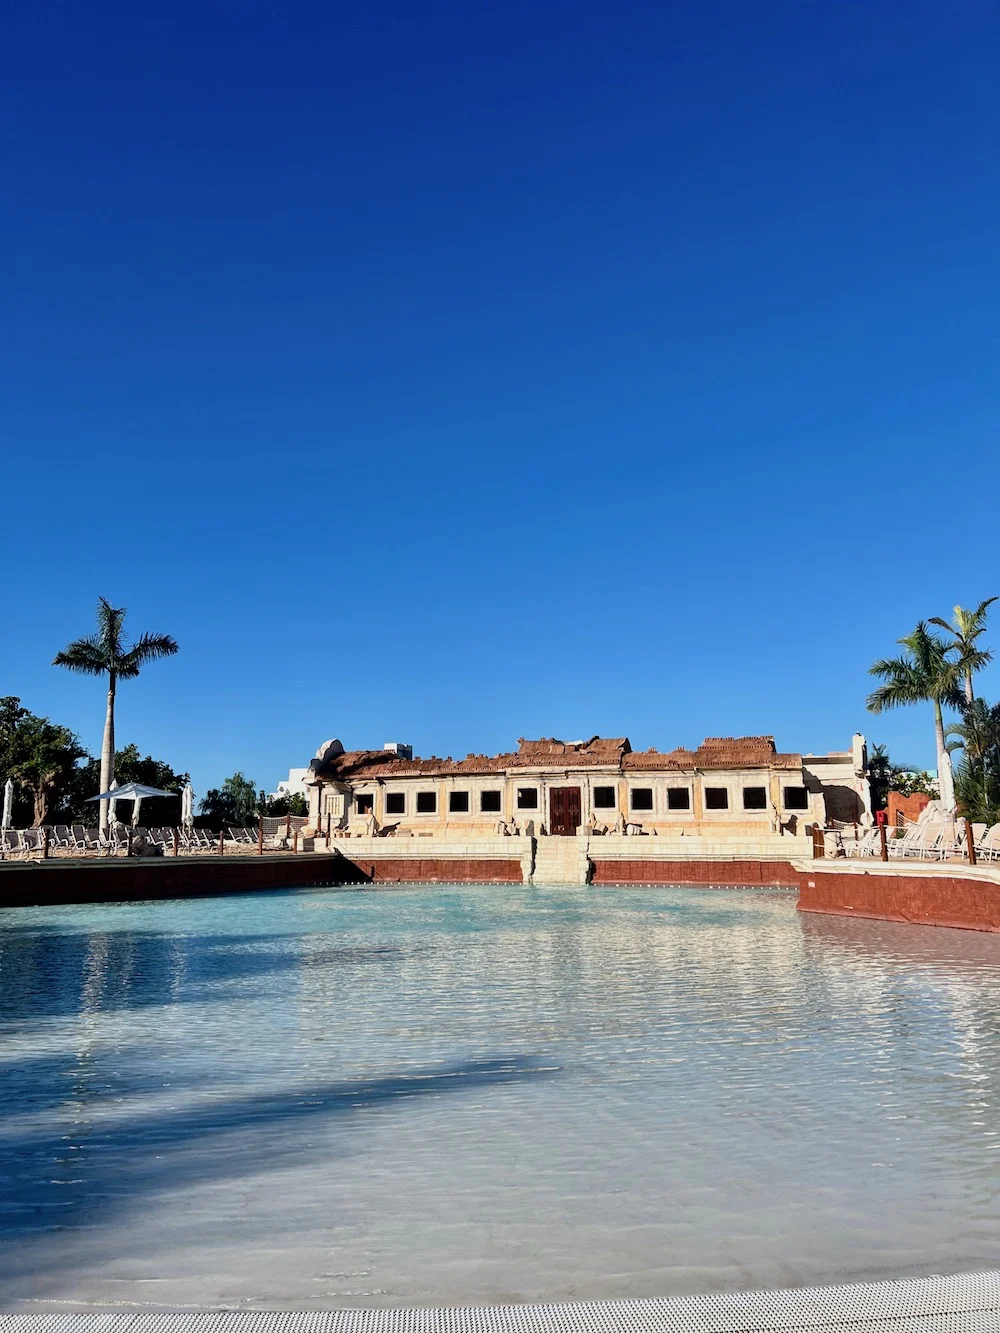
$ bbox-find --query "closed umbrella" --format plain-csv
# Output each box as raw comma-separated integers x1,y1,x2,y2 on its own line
87,782,179,829
2,778,13,829
108,778,119,826
938,749,956,816
181,783,194,830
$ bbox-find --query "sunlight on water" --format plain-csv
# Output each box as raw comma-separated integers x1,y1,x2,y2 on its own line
3,883,1000,1310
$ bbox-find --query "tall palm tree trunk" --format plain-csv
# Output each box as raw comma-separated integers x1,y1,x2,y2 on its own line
100,674,116,836
965,673,975,706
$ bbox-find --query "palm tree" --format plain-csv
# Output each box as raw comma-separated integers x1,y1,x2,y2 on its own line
865,742,919,813
867,622,964,803
53,598,178,835
947,698,1000,820
928,598,997,704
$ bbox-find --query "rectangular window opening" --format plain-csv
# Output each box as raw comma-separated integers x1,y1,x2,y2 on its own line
416,791,437,814
355,794,374,815
705,787,729,810
448,791,470,813
743,787,767,810
630,787,654,811
517,787,538,810
480,790,502,812
667,788,691,810
593,786,616,809
384,793,405,816
784,786,809,810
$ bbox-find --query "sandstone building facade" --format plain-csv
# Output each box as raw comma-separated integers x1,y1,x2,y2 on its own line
304,734,870,840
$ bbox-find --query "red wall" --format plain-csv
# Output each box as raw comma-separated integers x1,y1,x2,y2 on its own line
886,791,931,827
590,859,799,887
0,854,347,909
797,869,1000,932
347,858,523,883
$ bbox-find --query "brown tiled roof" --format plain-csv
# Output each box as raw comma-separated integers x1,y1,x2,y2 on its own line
517,736,631,758
314,734,802,780
623,736,800,771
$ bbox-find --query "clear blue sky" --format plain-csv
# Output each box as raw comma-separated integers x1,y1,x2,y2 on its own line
3,0,998,795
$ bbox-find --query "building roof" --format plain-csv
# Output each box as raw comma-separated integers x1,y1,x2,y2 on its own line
623,736,801,771
312,735,802,780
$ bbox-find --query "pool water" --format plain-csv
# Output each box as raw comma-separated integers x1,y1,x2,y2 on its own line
2,883,1000,1311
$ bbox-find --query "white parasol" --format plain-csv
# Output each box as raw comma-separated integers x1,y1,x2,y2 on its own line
88,781,179,828
2,778,13,828
937,748,956,815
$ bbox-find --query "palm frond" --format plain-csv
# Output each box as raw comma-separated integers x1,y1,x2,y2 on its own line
51,635,108,674
96,597,127,660
117,632,179,678
867,680,925,713
868,654,919,681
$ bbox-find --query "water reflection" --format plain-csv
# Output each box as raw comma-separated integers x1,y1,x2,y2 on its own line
3,886,1000,1308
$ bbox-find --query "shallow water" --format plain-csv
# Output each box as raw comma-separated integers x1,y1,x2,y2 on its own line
2,883,1000,1310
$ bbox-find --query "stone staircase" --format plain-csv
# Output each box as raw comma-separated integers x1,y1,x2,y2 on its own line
531,835,590,886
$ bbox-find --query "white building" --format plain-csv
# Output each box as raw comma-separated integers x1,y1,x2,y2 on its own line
272,767,310,801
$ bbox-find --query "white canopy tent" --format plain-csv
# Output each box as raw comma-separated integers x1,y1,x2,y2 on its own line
87,782,180,828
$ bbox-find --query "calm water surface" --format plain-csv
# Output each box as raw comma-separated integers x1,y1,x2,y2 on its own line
2,883,1000,1310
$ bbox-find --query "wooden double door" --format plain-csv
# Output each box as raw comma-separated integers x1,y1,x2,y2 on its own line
549,786,582,836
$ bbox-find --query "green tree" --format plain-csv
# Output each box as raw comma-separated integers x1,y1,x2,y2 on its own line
4,712,86,826
265,791,308,818
199,772,259,827
0,697,29,775
867,622,964,800
891,770,940,799
929,598,997,705
53,598,179,836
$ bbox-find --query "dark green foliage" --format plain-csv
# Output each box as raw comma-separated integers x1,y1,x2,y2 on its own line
0,697,87,825
949,700,1000,822
264,791,308,818
866,744,901,812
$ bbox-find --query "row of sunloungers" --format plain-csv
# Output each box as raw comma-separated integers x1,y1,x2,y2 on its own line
843,820,1000,862
0,826,269,858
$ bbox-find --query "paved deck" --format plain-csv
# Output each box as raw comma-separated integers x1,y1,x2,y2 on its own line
2,1270,998,1332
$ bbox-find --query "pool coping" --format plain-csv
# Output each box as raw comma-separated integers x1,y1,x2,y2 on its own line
2,1269,1000,1332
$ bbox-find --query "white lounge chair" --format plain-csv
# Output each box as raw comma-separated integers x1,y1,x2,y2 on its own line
846,827,880,858
976,825,1000,862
